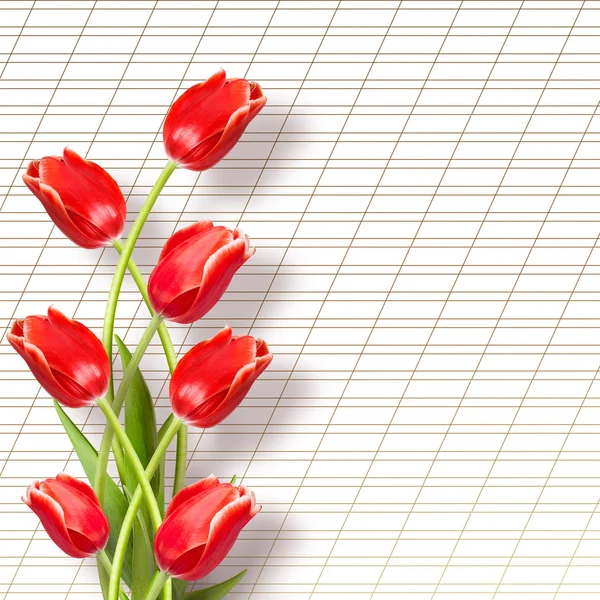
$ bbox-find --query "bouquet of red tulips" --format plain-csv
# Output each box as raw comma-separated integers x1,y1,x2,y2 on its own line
10,70,271,600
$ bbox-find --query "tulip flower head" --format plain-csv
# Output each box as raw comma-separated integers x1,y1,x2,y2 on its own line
154,475,260,580
163,69,266,171
8,307,110,408
148,221,254,324
23,148,126,249
170,326,272,428
23,473,109,558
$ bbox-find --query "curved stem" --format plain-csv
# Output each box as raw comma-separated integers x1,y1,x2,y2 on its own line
112,239,177,372
97,550,128,600
173,424,188,495
142,570,170,600
108,417,183,600
102,160,177,385
97,160,177,507
97,396,163,529
95,313,163,502
113,227,189,502
111,434,127,488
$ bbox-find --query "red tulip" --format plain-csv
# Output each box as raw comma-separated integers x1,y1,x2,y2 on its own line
163,69,266,171
8,307,110,408
170,326,272,428
23,473,109,558
154,475,260,580
148,221,254,324
23,148,126,249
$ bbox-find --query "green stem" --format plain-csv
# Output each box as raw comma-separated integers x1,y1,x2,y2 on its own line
97,159,177,506
142,570,170,600
108,417,183,600
112,214,189,503
97,396,163,530
97,550,128,600
112,443,127,486
162,579,172,600
112,239,177,372
102,159,177,386
173,424,188,495
94,313,163,502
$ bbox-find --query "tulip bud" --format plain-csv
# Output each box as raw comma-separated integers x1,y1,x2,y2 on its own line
8,307,110,408
154,475,260,580
163,69,266,171
22,148,126,249
23,473,109,558
170,326,272,428
148,221,254,324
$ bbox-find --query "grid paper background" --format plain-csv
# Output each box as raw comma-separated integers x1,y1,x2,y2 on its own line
4,0,600,598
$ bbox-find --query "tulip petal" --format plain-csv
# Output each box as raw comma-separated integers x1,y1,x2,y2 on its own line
183,389,228,428
192,336,256,398
215,97,267,152
149,225,234,319
23,310,109,400
52,370,98,402
8,329,91,408
178,495,257,581
164,475,221,519
167,545,207,580
47,306,109,383
55,473,101,507
67,528,100,556
163,70,227,159
249,81,264,101
155,484,238,575
256,338,271,358
68,211,114,244
63,147,124,203
189,363,254,429
180,94,266,171
234,228,255,263
176,132,222,171
8,308,109,407
164,72,251,166
156,221,215,264
38,151,125,241
26,488,90,558
170,328,233,421
196,346,272,428
181,337,262,428
23,174,102,249
174,236,248,324
26,160,40,178
41,478,108,551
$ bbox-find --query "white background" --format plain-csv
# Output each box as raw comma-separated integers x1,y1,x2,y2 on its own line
2,0,600,598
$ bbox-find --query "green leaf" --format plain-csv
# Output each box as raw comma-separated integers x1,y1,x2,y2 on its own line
115,335,158,599
157,413,175,518
98,558,129,600
54,401,133,587
158,415,188,600
173,577,188,600
121,484,155,600
115,335,158,493
98,560,110,599
184,570,247,600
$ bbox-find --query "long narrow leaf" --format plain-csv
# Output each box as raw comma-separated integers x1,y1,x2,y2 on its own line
157,413,174,518
115,334,159,493
159,415,188,600
115,335,158,598
173,577,188,600
184,570,247,600
54,400,133,587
